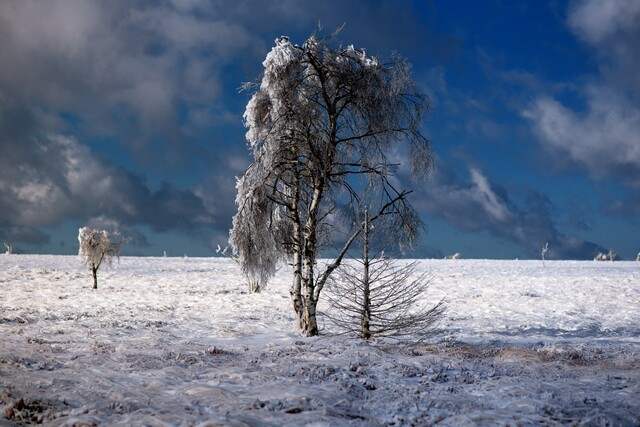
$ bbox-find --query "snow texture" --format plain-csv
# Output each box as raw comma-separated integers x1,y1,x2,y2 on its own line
1,255,639,425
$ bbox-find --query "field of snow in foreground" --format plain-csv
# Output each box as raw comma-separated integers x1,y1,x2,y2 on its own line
1,255,639,426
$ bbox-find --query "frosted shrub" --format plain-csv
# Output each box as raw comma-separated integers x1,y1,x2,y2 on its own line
78,227,126,289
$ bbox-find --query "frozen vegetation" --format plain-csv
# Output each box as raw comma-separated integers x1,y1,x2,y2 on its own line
1,255,639,425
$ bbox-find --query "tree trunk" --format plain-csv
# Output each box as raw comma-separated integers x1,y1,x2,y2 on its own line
299,177,324,336
248,278,261,293
289,175,304,328
92,265,98,289
291,249,303,328
361,209,371,340
301,219,319,336
303,290,318,336
301,236,318,336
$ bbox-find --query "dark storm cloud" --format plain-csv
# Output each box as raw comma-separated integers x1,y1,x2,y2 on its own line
416,164,606,259
0,0,265,176
0,223,49,245
0,105,220,244
0,0,444,147
0,0,444,249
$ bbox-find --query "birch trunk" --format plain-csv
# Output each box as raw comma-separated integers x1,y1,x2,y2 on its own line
291,249,304,328
301,182,323,336
301,228,318,336
289,170,304,328
361,209,371,339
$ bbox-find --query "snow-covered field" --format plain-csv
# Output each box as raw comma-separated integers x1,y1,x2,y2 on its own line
1,255,639,426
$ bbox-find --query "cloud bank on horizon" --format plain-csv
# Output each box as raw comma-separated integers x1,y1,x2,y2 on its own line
0,0,638,259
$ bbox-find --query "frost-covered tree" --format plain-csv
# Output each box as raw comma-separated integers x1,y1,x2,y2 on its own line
78,227,126,289
230,32,433,336
594,250,616,262
3,242,12,255
541,242,549,266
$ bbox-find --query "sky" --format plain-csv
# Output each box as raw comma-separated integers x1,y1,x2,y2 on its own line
0,0,639,260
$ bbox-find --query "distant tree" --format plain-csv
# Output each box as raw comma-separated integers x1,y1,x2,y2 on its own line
637,252,640,262
594,250,616,262
3,242,12,255
444,252,461,260
230,32,432,336
325,209,445,340
541,242,549,266
78,227,126,289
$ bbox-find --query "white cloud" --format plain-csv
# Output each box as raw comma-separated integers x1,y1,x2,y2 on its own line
523,0,640,191
469,168,511,222
568,0,640,44
415,165,512,230
522,88,640,183
567,0,640,98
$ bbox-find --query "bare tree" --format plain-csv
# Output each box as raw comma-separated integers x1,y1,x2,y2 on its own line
541,242,549,266
325,209,445,340
78,227,126,289
637,252,640,262
3,242,12,255
230,32,432,336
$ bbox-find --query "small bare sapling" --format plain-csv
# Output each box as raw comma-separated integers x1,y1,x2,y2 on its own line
325,210,445,341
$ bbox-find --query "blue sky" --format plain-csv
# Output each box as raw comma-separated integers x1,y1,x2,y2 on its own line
1,0,638,259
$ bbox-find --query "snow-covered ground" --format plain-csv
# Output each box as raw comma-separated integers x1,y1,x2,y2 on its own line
1,255,638,425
